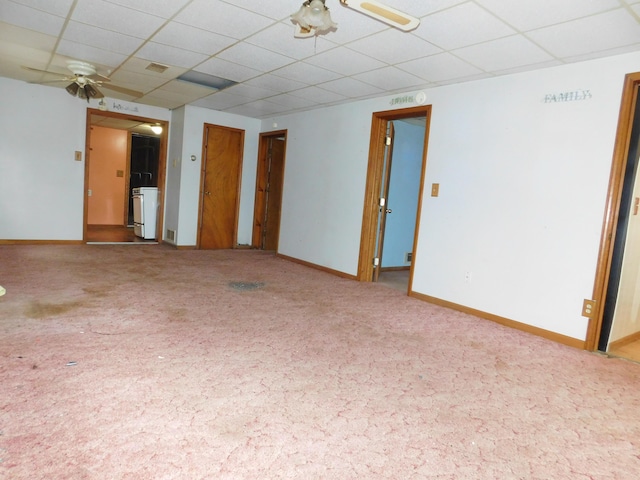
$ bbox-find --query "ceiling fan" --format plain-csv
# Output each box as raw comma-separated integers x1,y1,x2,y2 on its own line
291,0,419,37
22,60,143,102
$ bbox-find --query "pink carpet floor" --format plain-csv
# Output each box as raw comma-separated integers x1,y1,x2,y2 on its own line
0,245,639,479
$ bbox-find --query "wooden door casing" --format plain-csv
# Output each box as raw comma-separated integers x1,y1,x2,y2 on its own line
199,124,244,249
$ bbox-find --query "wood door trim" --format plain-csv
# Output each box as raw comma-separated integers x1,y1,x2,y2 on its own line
357,105,431,285
585,72,640,350
84,108,168,242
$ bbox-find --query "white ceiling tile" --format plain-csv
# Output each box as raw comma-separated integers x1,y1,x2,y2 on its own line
107,69,168,93
174,0,273,40
195,57,261,82
160,79,216,97
136,95,186,109
454,35,555,71
222,0,295,20
348,29,442,65
316,77,384,98
8,0,74,16
244,74,307,93
56,39,127,69
435,71,492,86
225,100,288,117
117,57,188,80
563,42,640,64
265,93,319,109
135,43,209,69
151,22,237,56
224,83,279,100
380,0,468,17
63,21,144,56
354,66,427,90
217,42,295,72
103,0,192,19
271,61,341,85
492,59,563,77
0,2,66,36
288,85,348,104
414,2,515,50
245,22,334,60
0,22,56,51
71,0,167,38
398,52,483,83
191,91,250,110
321,7,388,43
476,0,621,31
0,37,54,75
304,46,386,75
527,9,640,58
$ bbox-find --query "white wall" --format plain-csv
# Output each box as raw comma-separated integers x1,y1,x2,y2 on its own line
263,52,640,341
0,78,87,240
167,105,261,246
0,77,171,241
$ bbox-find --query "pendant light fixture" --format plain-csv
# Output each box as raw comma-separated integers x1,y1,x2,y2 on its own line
290,0,337,38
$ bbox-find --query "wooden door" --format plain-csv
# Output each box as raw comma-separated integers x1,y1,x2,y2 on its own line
87,125,128,225
252,132,287,250
199,124,244,249
373,122,395,282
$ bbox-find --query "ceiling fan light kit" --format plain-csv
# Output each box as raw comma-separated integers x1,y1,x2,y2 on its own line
22,60,142,103
291,0,337,37
291,0,419,38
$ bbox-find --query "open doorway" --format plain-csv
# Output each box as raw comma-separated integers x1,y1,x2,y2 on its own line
84,109,167,243
589,73,640,363
252,130,287,251
357,105,431,294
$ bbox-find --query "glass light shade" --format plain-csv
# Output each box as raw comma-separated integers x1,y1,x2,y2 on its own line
150,125,163,134
291,0,336,35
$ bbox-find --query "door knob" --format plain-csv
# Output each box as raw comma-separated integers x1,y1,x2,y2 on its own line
385,208,392,213
205,191,211,196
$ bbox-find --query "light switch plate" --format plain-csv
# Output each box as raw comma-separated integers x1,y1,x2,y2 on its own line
431,183,439,197
74,151,82,161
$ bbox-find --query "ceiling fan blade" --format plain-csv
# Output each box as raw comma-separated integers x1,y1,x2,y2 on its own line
340,0,420,31
88,73,111,82
21,65,68,76
99,83,143,98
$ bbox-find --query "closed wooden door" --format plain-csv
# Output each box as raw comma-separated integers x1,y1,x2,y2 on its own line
199,124,244,249
252,132,287,250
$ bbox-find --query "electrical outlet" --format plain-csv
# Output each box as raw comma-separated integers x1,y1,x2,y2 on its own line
464,271,472,282
582,299,596,318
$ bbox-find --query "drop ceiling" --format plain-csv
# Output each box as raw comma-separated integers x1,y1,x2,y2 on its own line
2,0,640,119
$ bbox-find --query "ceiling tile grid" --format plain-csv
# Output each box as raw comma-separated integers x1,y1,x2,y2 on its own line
1,0,640,118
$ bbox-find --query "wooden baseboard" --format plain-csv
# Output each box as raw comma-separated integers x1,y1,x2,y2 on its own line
277,253,357,280
0,240,83,245
409,291,586,350
608,330,640,350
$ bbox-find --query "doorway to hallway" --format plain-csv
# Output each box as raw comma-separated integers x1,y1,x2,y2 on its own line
357,105,431,295
84,109,167,244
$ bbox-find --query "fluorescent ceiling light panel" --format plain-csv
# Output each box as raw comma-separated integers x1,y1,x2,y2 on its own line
176,70,237,90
